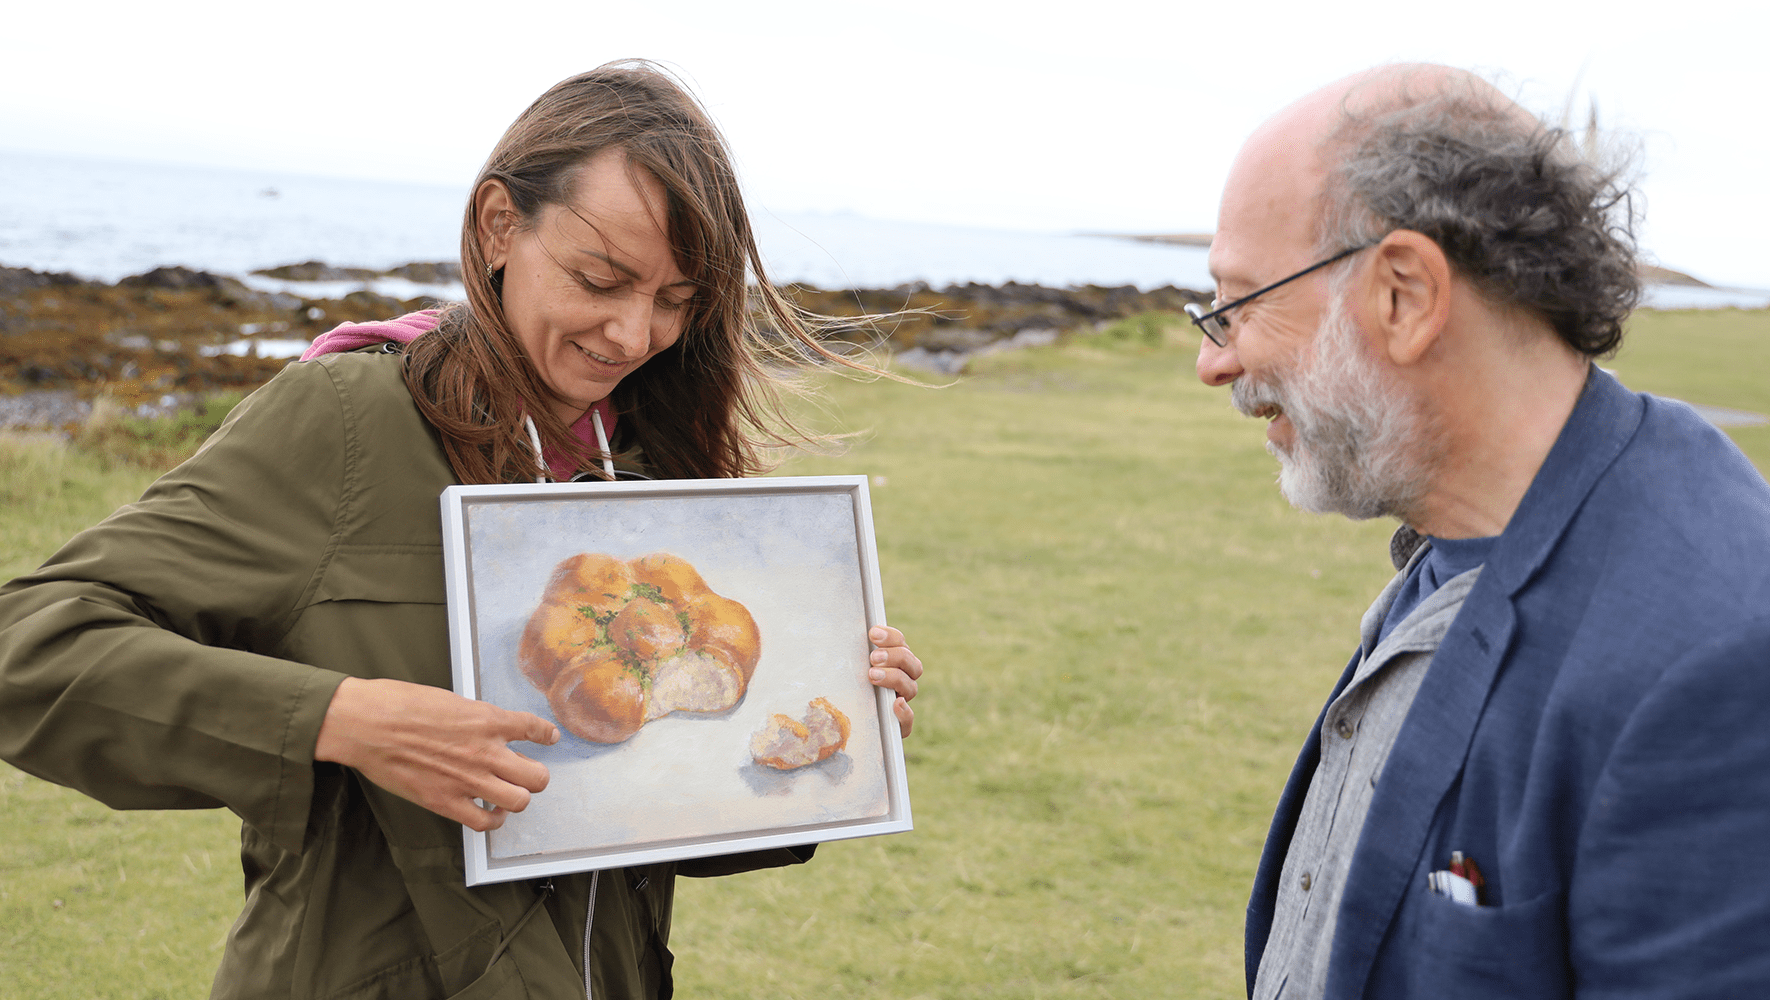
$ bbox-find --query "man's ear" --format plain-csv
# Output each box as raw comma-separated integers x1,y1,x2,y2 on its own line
1361,230,1451,367
474,180,516,270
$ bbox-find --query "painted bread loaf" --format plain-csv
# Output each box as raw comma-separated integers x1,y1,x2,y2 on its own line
519,552,761,743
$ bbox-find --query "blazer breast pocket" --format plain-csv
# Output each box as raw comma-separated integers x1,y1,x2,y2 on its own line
1406,887,1570,997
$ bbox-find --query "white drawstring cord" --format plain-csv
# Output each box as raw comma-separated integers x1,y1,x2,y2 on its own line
583,870,600,999
526,407,614,483
591,407,616,480
522,415,549,484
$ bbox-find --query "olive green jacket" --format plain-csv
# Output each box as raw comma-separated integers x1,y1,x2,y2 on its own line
0,351,809,999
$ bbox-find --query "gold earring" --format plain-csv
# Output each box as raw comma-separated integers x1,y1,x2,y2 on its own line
485,261,495,280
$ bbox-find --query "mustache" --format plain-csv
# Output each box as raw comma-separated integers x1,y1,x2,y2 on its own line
1231,376,1284,419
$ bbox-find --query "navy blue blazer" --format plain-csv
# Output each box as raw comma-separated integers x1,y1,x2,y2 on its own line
1246,369,1770,998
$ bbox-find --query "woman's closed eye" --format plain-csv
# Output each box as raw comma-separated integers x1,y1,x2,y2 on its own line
574,272,692,312
576,271,624,295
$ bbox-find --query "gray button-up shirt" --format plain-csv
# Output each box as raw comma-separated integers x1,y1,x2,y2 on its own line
1251,541,1484,1000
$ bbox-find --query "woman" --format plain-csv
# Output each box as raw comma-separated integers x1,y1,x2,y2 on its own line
0,62,922,999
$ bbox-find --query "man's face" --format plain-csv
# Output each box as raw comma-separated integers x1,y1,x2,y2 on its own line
1229,281,1438,521
1200,116,1343,461
1200,105,1439,522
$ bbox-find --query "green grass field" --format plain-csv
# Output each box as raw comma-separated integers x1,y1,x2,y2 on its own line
2,309,1766,998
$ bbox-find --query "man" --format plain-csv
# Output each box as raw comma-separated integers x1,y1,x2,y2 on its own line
1191,65,1770,998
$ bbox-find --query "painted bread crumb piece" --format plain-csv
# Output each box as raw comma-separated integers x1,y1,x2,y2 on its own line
750,697,851,770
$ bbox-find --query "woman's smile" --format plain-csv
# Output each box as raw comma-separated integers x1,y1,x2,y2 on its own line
570,339,640,372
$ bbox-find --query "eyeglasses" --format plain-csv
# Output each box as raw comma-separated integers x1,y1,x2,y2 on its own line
1184,244,1374,347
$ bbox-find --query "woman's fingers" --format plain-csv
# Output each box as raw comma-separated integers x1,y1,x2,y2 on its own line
469,749,549,812
431,756,547,831
452,770,537,832
867,639,922,702
868,626,924,680
868,662,919,702
867,626,923,739
520,712,563,747
316,677,558,827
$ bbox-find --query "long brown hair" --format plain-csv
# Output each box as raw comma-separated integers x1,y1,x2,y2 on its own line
404,60,876,484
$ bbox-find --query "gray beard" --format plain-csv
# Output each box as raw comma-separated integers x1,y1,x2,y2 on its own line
1230,291,1440,521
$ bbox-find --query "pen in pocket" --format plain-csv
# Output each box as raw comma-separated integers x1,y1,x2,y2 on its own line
1428,850,1486,907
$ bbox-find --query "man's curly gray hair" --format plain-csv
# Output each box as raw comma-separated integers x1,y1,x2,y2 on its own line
1315,72,1640,358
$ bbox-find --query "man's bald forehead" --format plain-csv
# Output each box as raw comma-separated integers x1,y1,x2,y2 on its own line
1245,65,1526,176
1211,79,1359,285
1212,64,1544,288
1339,64,1511,114
1330,65,1537,141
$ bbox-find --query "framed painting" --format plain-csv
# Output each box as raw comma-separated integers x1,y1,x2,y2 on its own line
439,475,912,886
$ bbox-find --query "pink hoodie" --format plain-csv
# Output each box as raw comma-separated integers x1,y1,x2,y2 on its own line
300,310,616,479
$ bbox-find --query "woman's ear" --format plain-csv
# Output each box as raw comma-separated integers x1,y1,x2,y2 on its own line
474,180,516,270
1362,230,1452,367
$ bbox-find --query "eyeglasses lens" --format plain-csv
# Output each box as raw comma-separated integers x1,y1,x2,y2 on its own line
1183,303,1228,348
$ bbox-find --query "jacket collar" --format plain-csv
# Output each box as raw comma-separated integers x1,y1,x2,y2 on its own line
1325,366,1645,997
1479,366,1642,597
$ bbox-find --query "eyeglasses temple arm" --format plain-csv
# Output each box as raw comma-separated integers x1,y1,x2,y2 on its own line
1190,243,1374,326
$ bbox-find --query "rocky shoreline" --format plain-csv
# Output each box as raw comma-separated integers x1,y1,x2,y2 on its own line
0,261,1208,429
0,262,450,426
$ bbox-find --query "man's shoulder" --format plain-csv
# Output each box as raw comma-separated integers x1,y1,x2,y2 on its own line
1493,386,1770,690
1599,390,1770,540
1630,388,1765,469
1489,379,1769,595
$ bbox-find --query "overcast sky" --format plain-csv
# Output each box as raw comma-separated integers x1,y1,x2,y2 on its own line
5,0,1765,286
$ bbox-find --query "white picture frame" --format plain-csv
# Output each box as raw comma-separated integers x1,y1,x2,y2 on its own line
440,475,912,886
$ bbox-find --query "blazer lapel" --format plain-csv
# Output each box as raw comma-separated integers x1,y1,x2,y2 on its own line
1324,368,1644,997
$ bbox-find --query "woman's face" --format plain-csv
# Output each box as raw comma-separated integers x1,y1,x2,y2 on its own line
483,149,696,424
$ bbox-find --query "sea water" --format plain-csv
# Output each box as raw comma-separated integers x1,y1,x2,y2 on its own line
0,147,1215,291
0,149,464,283
0,148,1757,309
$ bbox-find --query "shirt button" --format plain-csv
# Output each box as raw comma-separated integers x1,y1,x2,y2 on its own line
1300,872,1312,891
1335,718,1355,740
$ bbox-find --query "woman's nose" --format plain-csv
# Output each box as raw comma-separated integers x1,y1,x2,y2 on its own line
603,298,654,358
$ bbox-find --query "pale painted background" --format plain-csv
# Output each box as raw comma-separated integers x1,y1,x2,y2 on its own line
461,490,889,861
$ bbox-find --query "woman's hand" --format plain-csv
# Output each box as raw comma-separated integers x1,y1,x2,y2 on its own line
314,677,560,831
867,625,923,738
